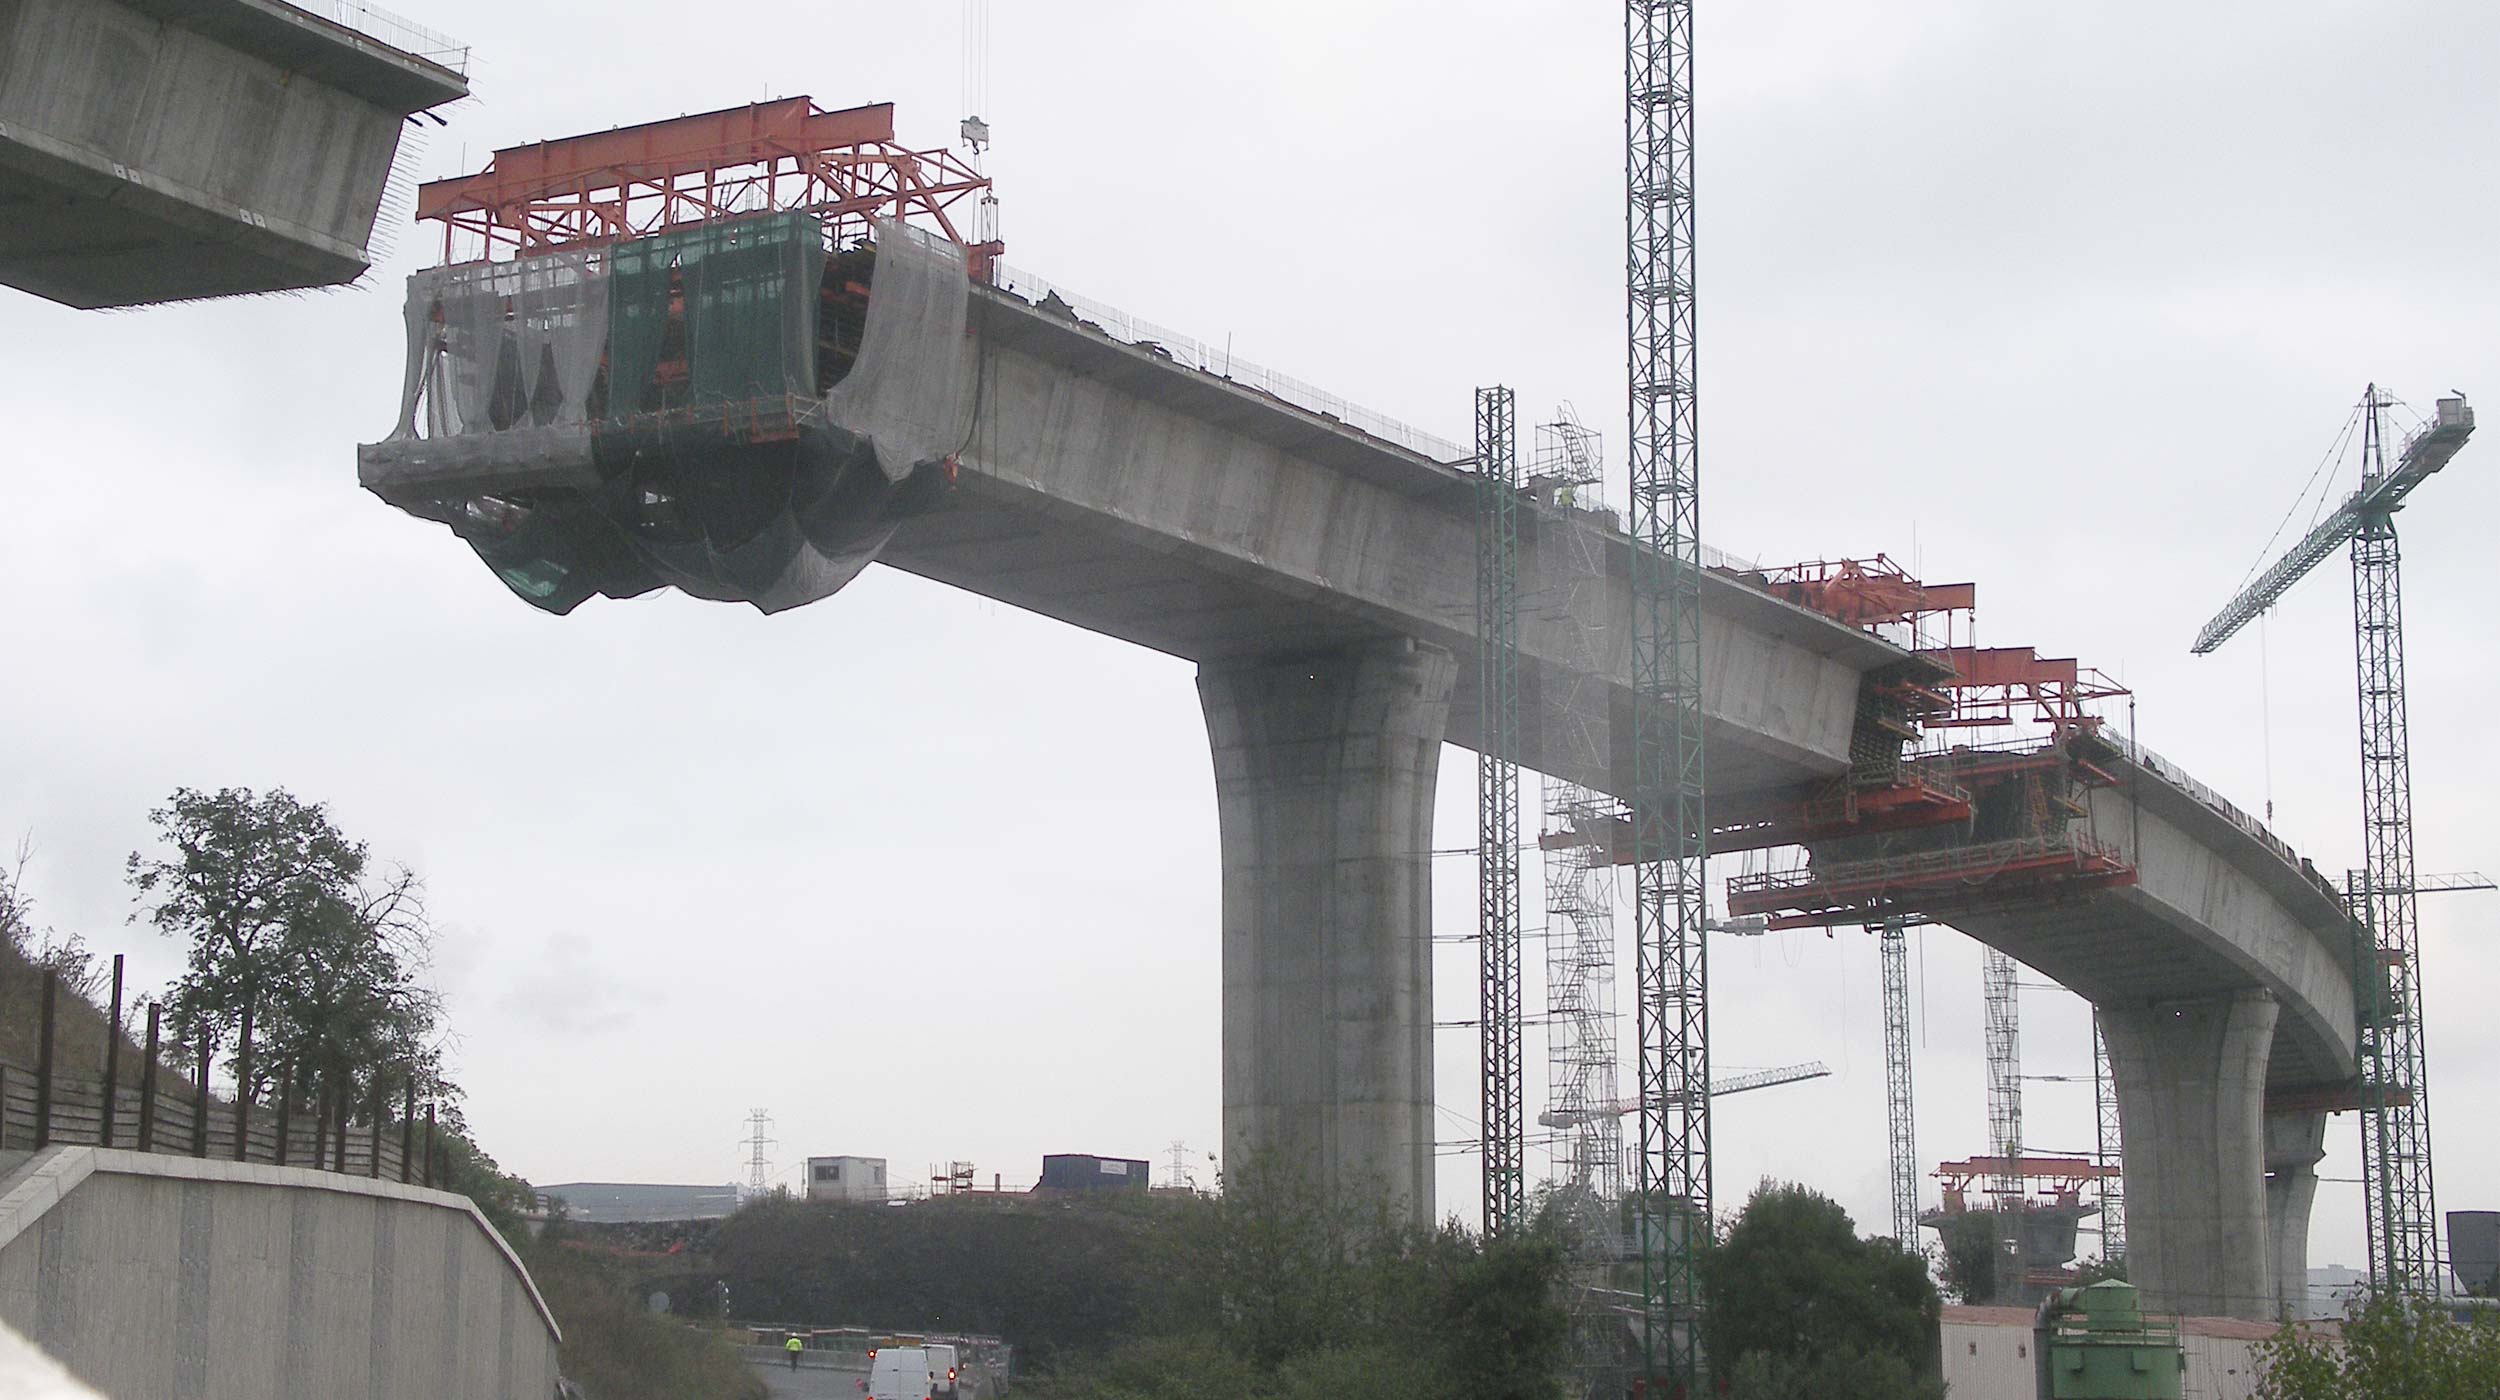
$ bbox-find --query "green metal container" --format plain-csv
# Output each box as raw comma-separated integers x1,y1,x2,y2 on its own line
2039,1281,2185,1400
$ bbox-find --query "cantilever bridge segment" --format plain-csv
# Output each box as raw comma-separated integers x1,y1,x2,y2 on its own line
0,0,469,308
356,102,2360,1313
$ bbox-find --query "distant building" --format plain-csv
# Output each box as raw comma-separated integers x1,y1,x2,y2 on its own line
2306,1264,2367,1321
538,1182,743,1224
1941,1304,2327,1400
1037,1154,1150,1193
806,1156,889,1203
2449,1211,2500,1297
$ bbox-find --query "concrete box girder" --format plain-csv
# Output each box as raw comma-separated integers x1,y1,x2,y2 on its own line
0,0,466,308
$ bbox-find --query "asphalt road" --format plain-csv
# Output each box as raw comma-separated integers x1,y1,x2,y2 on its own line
743,1350,866,1399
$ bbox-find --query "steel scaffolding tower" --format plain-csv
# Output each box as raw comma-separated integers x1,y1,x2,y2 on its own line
1627,0,1709,1384
1536,411,1629,1400
1475,385,1527,1236
2194,386,2477,1291
1982,948,2024,1283
1879,921,1919,1248
2092,1015,2126,1262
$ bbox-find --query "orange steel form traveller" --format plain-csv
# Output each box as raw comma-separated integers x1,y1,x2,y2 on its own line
1932,1155,2117,1213
416,98,999,271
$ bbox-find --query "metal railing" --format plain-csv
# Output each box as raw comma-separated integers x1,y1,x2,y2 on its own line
276,0,471,75
989,265,1462,463
2101,735,2345,905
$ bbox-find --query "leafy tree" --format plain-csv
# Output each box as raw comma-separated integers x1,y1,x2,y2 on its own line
2071,1254,2129,1286
127,787,447,1103
1935,1208,2003,1304
1700,1182,1942,1399
2255,1291,2500,1399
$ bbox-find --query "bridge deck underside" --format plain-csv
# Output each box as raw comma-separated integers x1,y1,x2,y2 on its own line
888,289,1900,800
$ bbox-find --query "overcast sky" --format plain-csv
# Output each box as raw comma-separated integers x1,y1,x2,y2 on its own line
3,0,2495,1272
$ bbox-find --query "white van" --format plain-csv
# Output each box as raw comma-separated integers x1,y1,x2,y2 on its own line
865,1346,931,1400
924,1344,962,1398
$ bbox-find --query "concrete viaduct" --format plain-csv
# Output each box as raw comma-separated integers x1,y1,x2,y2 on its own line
891,287,2361,1320
355,229,2363,1321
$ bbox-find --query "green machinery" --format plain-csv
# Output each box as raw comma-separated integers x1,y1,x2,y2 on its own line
2033,1281,2184,1400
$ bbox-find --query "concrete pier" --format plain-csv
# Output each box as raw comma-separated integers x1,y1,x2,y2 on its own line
1199,638,1453,1225
2101,991,2281,1320
2265,1110,2329,1321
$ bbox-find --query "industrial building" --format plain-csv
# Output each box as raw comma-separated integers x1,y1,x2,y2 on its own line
1036,1154,1149,1194
805,1156,890,1204
1940,1304,2318,1400
537,1181,743,1225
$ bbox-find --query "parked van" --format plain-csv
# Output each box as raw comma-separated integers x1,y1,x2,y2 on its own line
865,1346,932,1400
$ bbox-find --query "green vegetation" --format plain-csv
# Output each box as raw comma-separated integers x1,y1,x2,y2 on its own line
1700,1182,1944,1400
1934,1208,2003,1305
713,1156,1569,1398
129,787,450,1109
2255,1291,2500,1400
523,1228,768,1400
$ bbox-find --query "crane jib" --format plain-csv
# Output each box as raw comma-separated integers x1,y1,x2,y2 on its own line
2191,399,2475,656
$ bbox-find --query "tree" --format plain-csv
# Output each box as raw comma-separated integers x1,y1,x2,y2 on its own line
3,835,107,1001
1700,1182,1943,1400
2255,1291,2500,1400
127,787,446,1103
1935,1208,2003,1305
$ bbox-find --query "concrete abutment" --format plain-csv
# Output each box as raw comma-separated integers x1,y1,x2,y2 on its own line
1199,638,1453,1227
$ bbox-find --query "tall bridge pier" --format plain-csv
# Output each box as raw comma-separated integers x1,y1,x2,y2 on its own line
1200,640,1454,1224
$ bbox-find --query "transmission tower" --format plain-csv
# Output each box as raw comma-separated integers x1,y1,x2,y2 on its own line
2193,386,2476,1290
1982,949,2024,1291
1474,385,1526,1235
1627,0,1709,1384
1878,920,1918,1248
741,1109,776,1195
2092,1015,2126,1262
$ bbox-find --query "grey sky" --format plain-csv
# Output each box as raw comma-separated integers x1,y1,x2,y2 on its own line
3,0,2495,1271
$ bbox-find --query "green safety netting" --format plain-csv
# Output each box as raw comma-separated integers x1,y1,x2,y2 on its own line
362,216,972,616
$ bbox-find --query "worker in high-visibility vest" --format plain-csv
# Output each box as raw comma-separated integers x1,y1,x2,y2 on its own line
785,1334,805,1369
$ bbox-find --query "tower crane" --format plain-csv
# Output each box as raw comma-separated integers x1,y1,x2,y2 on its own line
2191,386,2476,1292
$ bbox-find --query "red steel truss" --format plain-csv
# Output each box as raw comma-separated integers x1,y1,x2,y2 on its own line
415,98,999,271
1722,554,1974,631
1933,1155,2116,1212
1724,831,2136,931
1918,646,2129,738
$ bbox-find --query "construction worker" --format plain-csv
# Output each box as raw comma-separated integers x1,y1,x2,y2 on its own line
785,1333,805,1369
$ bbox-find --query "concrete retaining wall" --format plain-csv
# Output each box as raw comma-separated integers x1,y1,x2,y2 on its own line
0,1146,558,1400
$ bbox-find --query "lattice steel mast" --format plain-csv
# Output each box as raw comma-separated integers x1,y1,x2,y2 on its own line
1879,920,1919,1247
1627,0,1709,1385
1982,948,2024,1289
2193,386,2476,1291
1475,386,1527,1235
2092,1015,2125,1262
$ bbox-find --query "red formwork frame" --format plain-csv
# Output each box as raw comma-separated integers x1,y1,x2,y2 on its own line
415,98,999,273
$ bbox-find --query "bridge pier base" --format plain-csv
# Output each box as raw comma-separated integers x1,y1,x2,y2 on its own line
2266,1110,2328,1320
1198,638,1453,1227
2102,990,2280,1320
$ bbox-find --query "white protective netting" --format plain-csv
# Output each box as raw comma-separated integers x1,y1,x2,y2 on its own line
363,247,610,498
802,219,978,482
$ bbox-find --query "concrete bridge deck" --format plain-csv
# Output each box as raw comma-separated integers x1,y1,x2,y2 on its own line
0,0,468,307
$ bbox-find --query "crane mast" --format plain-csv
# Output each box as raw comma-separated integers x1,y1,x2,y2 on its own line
2191,387,2476,1292
1627,0,1708,1386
